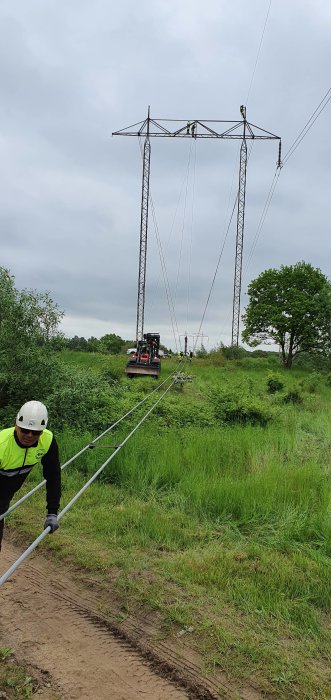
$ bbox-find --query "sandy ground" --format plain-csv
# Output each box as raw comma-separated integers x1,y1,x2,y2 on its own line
0,542,192,700
0,541,264,700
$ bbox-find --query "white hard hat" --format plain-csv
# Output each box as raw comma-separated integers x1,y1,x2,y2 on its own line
16,401,48,430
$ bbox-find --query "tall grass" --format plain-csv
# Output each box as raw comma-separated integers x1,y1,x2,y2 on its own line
9,354,331,699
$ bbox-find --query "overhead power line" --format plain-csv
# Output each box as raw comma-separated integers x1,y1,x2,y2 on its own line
246,0,273,106
283,87,331,164
243,87,331,282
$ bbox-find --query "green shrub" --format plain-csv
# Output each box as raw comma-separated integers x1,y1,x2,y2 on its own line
100,365,122,384
47,364,122,431
299,372,320,393
155,398,215,428
282,389,303,405
266,372,284,394
213,391,273,426
220,345,248,360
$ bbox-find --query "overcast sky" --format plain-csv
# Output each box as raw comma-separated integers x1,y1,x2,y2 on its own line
0,0,330,351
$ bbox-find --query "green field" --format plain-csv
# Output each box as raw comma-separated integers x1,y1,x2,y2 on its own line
5,351,331,699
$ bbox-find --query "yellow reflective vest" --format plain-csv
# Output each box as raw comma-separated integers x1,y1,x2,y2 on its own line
0,427,53,477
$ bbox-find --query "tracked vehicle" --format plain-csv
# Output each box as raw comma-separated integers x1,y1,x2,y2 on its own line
125,333,161,379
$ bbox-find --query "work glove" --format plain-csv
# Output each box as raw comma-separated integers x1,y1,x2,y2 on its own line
44,514,59,533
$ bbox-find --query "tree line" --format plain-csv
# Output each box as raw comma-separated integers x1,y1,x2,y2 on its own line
63,333,131,354
0,258,330,419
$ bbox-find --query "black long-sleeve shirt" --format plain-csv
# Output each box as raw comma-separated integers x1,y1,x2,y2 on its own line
41,437,61,514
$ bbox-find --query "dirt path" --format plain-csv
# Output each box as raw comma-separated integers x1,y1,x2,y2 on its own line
0,542,192,700
0,542,265,700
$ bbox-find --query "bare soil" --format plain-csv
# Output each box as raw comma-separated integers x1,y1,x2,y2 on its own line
0,542,263,700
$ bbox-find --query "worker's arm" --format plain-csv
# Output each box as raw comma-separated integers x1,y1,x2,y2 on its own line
41,437,61,515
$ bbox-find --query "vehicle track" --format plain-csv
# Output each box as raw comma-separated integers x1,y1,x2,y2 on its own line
0,543,191,700
0,542,264,700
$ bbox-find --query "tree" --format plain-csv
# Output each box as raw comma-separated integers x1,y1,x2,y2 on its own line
0,267,64,408
86,336,101,352
99,333,124,354
242,262,331,369
66,335,88,351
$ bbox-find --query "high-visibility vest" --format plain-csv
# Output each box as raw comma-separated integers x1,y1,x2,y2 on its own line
0,427,53,477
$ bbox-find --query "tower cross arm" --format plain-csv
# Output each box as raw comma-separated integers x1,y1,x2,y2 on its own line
112,117,280,140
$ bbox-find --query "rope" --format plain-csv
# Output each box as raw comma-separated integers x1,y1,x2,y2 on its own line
0,378,176,587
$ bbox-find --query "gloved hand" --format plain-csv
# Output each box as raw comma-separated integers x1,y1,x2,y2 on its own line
44,514,59,533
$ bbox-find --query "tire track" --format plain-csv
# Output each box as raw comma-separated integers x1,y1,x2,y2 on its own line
0,543,190,700
0,542,264,700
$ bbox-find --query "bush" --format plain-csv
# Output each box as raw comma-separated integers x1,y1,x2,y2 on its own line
155,398,214,428
47,364,122,431
213,391,273,427
299,372,320,393
282,389,303,405
251,349,269,358
220,345,248,360
295,352,331,371
100,366,122,384
266,373,284,394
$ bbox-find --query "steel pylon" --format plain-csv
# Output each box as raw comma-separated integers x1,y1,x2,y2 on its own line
136,127,151,343
231,125,248,346
113,108,281,347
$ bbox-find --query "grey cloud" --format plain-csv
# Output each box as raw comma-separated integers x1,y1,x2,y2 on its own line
0,0,330,352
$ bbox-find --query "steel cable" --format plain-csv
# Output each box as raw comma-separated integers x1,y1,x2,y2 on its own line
0,365,180,524
0,378,176,587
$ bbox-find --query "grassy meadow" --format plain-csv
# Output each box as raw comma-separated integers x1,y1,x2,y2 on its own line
5,351,331,699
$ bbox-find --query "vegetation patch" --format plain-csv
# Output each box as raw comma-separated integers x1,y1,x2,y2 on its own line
7,351,330,700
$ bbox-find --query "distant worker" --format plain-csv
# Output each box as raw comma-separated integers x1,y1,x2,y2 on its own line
240,105,246,119
191,122,196,137
189,351,193,363
0,401,61,552
186,121,192,135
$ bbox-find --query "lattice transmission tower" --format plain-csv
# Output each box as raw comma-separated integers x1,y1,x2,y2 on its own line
113,107,281,346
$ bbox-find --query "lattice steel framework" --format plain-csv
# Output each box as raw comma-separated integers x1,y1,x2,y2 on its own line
113,109,281,346
231,130,248,346
136,131,151,343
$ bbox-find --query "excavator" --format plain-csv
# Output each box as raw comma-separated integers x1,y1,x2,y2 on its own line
125,333,161,379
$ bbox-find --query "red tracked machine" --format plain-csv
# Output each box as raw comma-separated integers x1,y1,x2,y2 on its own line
125,333,161,379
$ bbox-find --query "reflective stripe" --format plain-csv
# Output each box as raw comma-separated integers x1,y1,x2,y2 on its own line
0,466,34,477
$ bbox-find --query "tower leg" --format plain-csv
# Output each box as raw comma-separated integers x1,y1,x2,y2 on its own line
136,135,151,344
231,137,247,347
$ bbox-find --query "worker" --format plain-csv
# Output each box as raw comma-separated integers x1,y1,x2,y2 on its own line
0,401,61,552
191,122,196,137
186,121,192,135
189,351,193,363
